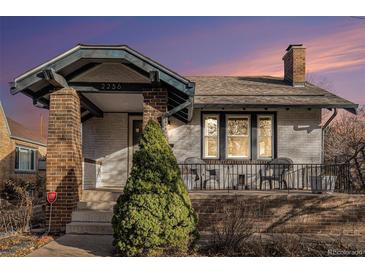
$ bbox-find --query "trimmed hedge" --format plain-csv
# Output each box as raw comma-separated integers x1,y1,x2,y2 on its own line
112,120,198,256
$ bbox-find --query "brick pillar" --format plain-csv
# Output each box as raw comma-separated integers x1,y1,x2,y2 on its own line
142,89,168,128
46,88,82,233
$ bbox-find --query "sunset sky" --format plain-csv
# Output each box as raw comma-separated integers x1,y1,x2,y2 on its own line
0,17,364,134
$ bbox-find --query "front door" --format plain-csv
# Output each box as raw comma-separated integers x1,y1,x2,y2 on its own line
128,116,143,173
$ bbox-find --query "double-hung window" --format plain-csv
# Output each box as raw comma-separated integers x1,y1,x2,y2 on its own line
257,115,274,159
202,112,275,160
15,146,36,172
203,114,219,159
226,115,250,159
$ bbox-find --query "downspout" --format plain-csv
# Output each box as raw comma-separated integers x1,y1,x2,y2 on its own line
321,108,337,163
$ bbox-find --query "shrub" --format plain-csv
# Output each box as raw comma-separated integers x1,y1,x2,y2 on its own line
206,199,254,256
112,120,198,256
0,179,33,233
1,176,45,202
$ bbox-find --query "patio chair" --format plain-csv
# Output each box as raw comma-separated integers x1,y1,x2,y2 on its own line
204,167,221,190
259,158,293,190
183,158,222,190
183,157,206,189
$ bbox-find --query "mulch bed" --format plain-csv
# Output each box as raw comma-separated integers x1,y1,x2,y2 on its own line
0,233,54,257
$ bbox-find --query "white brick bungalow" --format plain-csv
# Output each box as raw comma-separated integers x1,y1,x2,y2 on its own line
10,43,357,232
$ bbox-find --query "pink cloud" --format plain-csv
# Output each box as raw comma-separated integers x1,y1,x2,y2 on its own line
187,24,365,77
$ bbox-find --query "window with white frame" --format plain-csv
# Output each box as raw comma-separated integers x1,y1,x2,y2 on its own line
203,115,219,158
257,115,273,159
15,146,36,171
226,115,250,158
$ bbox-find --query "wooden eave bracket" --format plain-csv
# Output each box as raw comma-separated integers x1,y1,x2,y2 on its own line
42,68,69,89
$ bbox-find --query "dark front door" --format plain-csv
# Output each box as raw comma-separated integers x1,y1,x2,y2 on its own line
128,116,143,174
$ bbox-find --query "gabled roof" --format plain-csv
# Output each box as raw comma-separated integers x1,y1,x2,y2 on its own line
188,76,358,112
10,44,195,96
0,101,46,146
6,117,47,146
10,44,195,123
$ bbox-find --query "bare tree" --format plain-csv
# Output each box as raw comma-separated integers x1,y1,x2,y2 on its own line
307,74,365,190
325,107,365,190
307,73,335,92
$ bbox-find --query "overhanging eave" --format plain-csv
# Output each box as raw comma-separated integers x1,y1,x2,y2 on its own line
10,45,195,96
193,103,359,113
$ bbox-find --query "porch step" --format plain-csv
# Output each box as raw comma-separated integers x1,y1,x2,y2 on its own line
81,189,122,202
66,188,121,235
66,222,113,235
77,201,116,210
72,210,113,223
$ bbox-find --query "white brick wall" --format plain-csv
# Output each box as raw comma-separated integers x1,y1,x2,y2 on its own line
167,109,201,162
167,109,322,164
81,109,322,187
277,109,322,163
82,113,129,188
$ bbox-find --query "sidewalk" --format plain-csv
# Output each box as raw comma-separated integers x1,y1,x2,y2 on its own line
28,234,114,257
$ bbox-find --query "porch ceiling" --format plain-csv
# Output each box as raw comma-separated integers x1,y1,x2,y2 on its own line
82,93,143,113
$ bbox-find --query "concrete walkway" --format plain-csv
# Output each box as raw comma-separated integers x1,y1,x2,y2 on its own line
28,235,114,257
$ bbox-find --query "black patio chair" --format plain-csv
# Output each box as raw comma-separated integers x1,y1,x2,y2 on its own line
259,158,293,190
183,158,221,190
204,167,221,190
183,157,206,189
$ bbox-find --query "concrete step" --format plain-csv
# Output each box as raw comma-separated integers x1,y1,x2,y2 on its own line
66,222,113,235
81,189,122,202
77,201,116,210
72,210,113,223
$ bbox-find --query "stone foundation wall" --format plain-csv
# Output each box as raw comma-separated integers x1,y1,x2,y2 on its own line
191,192,365,235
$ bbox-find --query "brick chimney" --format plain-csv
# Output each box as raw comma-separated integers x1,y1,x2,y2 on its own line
282,44,306,87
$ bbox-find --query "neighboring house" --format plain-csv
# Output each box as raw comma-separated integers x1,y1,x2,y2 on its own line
9,43,357,232
0,101,47,188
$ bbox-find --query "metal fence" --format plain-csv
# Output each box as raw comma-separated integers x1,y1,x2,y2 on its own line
178,162,351,193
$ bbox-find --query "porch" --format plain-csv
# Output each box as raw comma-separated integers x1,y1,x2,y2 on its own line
83,158,351,193
179,161,351,193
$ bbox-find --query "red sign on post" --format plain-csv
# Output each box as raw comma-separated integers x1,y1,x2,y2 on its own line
47,192,57,204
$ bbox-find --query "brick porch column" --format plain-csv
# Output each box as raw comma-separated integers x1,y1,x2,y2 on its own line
46,88,82,233
142,88,168,128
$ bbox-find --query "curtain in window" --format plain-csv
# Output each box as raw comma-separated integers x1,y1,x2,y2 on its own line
15,146,36,171
227,117,249,158
204,116,219,158
258,116,273,158
19,148,30,170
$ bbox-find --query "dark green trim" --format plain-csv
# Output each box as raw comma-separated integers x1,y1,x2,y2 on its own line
219,113,226,160
70,82,159,93
251,114,257,160
11,45,195,96
201,111,277,161
194,103,358,112
79,93,103,118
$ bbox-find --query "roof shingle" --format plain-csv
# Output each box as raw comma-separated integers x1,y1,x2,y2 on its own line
187,76,357,109
6,117,47,146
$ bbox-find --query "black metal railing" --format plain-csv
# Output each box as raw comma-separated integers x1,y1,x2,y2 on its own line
178,162,351,193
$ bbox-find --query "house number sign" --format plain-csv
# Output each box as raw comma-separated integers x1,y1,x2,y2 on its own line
98,82,124,91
